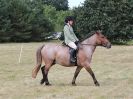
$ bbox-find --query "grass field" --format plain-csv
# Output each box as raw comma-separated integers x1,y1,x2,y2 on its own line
0,42,133,99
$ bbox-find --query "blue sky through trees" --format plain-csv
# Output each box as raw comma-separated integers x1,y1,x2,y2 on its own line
68,0,85,8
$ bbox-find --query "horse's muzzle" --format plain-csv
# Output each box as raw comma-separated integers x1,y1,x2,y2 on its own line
102,42,111,49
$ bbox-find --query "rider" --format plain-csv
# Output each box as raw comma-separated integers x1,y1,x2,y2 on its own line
63,16,79,63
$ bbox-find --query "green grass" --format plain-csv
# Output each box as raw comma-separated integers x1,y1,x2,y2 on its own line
0,43,133,99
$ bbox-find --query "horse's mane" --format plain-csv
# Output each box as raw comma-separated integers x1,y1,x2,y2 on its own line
80,31,96,42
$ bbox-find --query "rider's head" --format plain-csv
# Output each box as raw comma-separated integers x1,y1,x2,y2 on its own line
65,16,74,26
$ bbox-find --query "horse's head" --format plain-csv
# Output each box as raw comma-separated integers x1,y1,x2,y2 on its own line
95,31,111,49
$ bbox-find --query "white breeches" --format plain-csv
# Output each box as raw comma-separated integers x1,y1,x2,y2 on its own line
68,42,77,50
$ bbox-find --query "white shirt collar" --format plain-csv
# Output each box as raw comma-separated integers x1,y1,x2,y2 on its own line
67,23,71,27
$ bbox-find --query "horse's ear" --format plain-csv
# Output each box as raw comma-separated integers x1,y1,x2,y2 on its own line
96,30,102,35
96,31,100,35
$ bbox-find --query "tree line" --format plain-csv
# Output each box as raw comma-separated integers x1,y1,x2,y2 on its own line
0,0,71,42
0,0,133,43
74,0,133,43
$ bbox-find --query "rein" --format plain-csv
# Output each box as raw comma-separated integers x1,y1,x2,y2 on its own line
81,44,97,46
80,43,98,46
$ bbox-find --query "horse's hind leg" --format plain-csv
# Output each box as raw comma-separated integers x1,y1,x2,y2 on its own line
44,65,52,85
40,66,45,85
72,66,83,86
40,65,51,85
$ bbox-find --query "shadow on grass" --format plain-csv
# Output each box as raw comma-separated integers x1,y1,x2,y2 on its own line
40,83,96,87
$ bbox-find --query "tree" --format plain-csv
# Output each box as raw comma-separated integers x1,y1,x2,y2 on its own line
0,0,12,42
43,0,68,11
30,0,54,41
74,0,133,43
0,0,71,42
42,4,73,31
0,0,54,42
8,0,32,42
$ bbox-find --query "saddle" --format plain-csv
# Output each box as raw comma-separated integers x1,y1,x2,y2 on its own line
62,41,80,65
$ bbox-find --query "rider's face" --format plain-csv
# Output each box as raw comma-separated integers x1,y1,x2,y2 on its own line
68,20,74,26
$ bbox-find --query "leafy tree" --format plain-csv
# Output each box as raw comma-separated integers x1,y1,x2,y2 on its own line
0,0,71,42
43,0,68,11
30,0,54,41
42,4,73,31
0,0,54,42
74,0,133,42
0,0,12,42
7,0,32,42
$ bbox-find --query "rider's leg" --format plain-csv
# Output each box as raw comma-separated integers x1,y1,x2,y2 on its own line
68,42,77,63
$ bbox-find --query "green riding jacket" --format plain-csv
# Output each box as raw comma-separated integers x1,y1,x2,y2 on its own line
63,24,79,45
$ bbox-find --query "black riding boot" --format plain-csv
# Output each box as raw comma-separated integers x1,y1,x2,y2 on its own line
70,48,76,63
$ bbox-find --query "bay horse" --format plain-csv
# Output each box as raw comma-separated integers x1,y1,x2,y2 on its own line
32,31,111,86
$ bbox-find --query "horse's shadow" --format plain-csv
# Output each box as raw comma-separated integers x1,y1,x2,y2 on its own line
41,83,95,87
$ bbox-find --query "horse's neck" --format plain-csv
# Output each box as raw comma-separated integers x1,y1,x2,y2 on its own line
82,34,97,45
81,35,97,55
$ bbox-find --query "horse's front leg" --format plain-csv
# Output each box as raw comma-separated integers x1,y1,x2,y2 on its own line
72,66,83,86
84,65,100,86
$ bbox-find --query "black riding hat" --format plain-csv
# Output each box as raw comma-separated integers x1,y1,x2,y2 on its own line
65,16,74,23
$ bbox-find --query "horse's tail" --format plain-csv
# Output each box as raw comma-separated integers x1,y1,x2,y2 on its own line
32,44,45,78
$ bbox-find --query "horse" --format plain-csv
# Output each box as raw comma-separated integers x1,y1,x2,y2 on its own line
32,31,111,86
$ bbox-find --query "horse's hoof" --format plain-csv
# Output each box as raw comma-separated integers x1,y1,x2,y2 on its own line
95,82,100,86
45,83,52,86
72,82,77,86
40,78,45,85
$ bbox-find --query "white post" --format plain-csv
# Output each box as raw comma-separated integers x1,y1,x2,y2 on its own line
19,44,23,63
